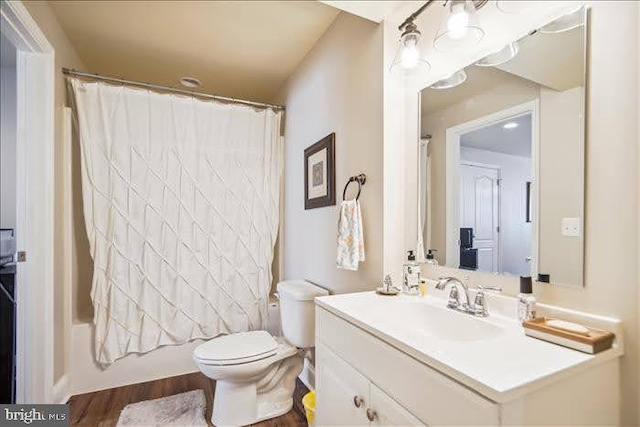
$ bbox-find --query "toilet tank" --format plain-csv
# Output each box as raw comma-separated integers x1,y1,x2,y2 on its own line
277,280,329,348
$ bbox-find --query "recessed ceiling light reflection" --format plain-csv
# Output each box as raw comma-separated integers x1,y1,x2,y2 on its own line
429,69,467,89
475,42,519,67
503,122,519,130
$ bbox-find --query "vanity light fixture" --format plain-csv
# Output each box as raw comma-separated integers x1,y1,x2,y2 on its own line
539,6,585,34
391,0,488,76
390,2,433,78
503,121,519,130
429,69,467,89
475,42,519,67
434,0,487,52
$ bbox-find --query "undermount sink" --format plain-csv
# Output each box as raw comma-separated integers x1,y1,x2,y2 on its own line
385,299,505,342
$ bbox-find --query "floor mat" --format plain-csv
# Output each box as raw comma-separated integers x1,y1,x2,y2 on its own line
116,389,207,426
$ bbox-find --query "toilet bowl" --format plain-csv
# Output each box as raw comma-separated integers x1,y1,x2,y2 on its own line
194,280,328,426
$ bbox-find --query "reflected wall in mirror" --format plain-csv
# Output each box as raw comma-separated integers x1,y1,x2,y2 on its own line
418,7,587,287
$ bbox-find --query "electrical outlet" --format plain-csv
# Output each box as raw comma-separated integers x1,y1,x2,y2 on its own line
561,217,580,237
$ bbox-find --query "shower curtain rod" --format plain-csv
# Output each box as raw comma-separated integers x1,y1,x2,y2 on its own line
62,68,285,111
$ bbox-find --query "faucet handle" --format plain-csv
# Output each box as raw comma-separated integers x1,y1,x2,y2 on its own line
473,292,488,317
473,285,501,317
447,286,461,309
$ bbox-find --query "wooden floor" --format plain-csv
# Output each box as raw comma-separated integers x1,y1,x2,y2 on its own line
68,372,309,427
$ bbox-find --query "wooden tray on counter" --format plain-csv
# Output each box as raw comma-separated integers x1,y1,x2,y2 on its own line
522,317,615,354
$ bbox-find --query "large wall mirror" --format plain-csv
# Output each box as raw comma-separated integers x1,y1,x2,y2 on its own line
418,7,587,287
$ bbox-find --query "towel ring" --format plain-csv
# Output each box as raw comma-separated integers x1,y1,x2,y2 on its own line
342,174,367,201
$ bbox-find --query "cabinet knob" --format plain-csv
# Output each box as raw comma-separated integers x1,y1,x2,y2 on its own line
366,408,377,422
353,396,364,408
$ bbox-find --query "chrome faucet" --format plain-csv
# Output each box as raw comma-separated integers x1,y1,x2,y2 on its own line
435,277,502,317
435,277,471,310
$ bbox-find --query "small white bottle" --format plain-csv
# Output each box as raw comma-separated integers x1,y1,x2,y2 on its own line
402,250,421,295
517,276,536,322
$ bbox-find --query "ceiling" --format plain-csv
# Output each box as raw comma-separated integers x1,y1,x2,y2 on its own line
319,1,421,23
49,1,341,103
1,32,16,69
461,113,532,158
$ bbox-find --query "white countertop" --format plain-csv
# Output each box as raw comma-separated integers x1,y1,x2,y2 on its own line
315,291,623,403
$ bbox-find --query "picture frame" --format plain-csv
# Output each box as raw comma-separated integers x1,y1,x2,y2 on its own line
304,133,335,209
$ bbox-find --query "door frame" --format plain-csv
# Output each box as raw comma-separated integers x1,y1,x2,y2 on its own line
445,100,539,272
459,161,502,273
0,1,55,403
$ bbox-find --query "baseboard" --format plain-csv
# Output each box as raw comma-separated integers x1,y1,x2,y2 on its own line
298,358,315,390
52,375,71,404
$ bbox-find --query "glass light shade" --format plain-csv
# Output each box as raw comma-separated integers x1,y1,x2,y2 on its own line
539,6,585,34
429,69,467,89
496,1,538,14
390,28,431,80
475,42,519,67
434,0,484,52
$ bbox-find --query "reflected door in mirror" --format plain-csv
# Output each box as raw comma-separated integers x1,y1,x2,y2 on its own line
460,164,499,273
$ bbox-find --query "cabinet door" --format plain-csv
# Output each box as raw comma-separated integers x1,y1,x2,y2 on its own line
316,344,369,426
369,384,425,426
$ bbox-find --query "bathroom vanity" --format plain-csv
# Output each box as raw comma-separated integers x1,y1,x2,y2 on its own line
314,291,622,426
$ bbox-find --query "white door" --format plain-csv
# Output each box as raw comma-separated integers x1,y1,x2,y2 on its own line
459,163,500,273
316,345,369,426
369,384,425,426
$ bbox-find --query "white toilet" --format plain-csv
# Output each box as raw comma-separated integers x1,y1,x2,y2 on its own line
194,280,328,426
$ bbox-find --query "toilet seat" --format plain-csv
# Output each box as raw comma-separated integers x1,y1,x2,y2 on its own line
194,330,278,366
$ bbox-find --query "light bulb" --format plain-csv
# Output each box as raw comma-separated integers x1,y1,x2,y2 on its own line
401,38,419,69
447,3,470,40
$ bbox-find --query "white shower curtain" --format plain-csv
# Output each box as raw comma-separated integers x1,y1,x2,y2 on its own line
71,79,283,365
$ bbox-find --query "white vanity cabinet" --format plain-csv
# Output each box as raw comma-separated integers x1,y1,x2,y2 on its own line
315,307,499,426
316,342,423,426
314,297,621,427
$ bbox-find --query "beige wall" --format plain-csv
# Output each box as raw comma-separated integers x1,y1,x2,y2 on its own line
538,86,584,286
21,0,87,383
275,12,383,294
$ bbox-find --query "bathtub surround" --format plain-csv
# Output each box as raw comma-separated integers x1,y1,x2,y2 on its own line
70,78,283,364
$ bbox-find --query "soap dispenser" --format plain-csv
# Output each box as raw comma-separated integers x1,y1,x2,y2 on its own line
425,249,438,266
403,250,421,295
517,276,537,322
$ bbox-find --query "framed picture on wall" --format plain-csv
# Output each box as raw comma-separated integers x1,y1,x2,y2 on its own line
304,133,335,209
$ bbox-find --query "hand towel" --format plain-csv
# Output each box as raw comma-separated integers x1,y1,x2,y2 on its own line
336,200,365,270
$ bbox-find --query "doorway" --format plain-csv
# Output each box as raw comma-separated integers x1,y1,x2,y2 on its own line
1,1,55,403
459,162,501,273
445,100,538,276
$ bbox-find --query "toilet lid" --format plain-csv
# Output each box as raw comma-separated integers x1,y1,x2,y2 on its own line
194,331,278,365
